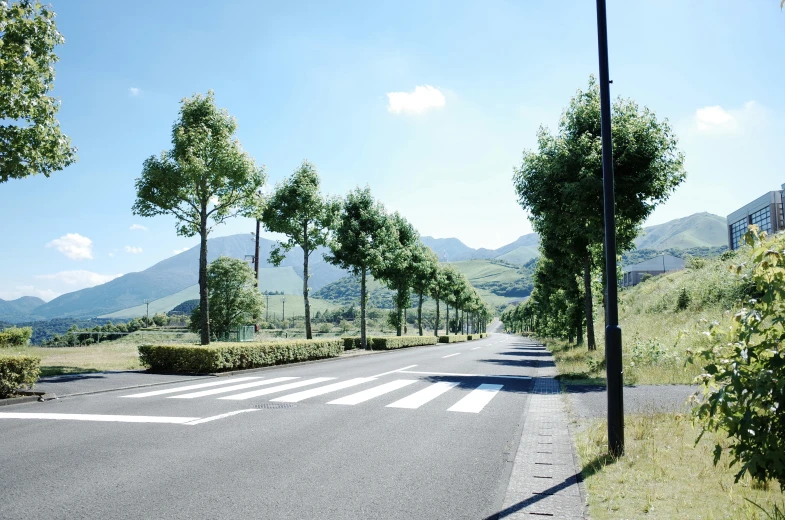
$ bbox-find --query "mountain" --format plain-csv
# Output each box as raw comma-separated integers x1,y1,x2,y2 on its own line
420,233,539,262
0,296,46,321
31,234,348,320
634,212,727,250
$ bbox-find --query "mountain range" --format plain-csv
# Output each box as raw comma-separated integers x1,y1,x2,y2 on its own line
0,212,728,322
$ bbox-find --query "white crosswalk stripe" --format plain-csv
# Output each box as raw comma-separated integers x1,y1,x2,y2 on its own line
386,382,459,409
447,384,503,413
270,377,377,403
218,378,335,400
168,377,298,399
328,379,417,405
122,377,263,398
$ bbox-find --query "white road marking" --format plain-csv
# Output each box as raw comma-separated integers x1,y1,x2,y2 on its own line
219,378,335,400
328,380,418,405
371,365,418,378
448,384,503,413
471,347,481,350
400,370,531,380
121,377,262,398
386,382,459,409
168,377,298,399
442,353,460,359
271,378,376,403
183,409,257,425
0,412,198,424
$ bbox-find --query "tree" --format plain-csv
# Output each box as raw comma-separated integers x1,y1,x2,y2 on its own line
262,161,337,340
325,186,393,349
133,91,265,345
410,245,439,336
189,256,264,338
513,76,685,348
374,213,419,336
429,267,448,336
1,0,76,183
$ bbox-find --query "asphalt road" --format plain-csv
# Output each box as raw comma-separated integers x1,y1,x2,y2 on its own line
1,330,540,520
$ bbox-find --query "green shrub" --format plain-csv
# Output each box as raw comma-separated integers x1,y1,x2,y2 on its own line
0,326,33,347
368,336,437,350
438,334,468,343
342,336,361,350
690,228,785,489
676,287,691,311
138,338,343,373
0,355,41,398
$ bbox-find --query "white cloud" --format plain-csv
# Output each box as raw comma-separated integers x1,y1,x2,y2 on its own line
36,270,122,287
386,85,446,115
694,101,762,134
0,285,59,302
124,246,143,254
129,224,147,231
46,233,94,260
173,248,189,255
129,87,141,96
108,252,114,258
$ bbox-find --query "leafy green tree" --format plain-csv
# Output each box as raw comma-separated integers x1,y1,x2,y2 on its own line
0,0,76,183
325,186,393,348
374,213,419,336
429,267,448,336
133,91,265,345
410,245,439,336
189,256,264,338
513,76,685,349
262,161,337,340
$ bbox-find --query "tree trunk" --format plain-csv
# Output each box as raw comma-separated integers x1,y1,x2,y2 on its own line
418,292,423,336
199,211,210,345
361,268,367,350
303,223,312,340
584,255,596,351
396,291,403,336
446,304,450,336
435,297,440,337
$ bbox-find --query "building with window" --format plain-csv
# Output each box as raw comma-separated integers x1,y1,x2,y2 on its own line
621,254,685,287
727,184,785,250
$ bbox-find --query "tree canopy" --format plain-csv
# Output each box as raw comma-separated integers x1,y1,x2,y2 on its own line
0,0,76,183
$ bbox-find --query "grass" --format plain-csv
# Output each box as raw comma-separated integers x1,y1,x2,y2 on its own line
546,248,749,385
6,343,144,376
576,412,785,519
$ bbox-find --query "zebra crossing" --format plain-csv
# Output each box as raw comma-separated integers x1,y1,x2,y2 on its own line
121,375,510,414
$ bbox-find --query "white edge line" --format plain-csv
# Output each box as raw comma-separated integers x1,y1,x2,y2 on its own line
471,347,481,350
371,364,418,378
183,409,258,425
441,353,460,359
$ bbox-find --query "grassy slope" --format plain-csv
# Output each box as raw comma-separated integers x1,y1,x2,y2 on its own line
495,245,539,265
550,249,746,385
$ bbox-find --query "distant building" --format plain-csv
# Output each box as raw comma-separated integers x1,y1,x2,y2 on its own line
727,184,785,250
622,254,685,287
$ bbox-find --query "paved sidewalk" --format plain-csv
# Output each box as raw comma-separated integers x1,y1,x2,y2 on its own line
495,339,587,519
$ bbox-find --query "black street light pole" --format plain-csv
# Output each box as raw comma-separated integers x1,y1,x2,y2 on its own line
596,0,624,457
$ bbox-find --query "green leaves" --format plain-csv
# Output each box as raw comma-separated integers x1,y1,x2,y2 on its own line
1,0,76,182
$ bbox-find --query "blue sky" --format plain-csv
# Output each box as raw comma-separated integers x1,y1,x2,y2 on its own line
2,0,784,301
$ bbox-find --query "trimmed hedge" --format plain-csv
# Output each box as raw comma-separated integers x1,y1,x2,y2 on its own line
343,337,362,350
438,334,469,343
138,339,343,373
368,336,438,350
0,355,41,398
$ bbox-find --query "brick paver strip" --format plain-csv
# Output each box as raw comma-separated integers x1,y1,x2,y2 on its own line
497,337,587,519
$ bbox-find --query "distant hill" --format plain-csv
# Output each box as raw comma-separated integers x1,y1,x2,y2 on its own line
634,212,727,250
0,296,46,322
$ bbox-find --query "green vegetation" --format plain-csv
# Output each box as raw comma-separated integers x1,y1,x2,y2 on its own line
622,245,728,266
189,256,264,338
0,354,41,398
0,0,76,184
512,75,685,350
365,336,438,350
633,212,728,250
439,334,468,343
138,338,343,373
0,326,32,346
577,413,785,519
133,90,266,344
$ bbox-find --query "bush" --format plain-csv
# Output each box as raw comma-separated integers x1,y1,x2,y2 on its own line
343,336,361,350
138,338,343,373
690,228,785,489
0,355,41,398
368,336,437,350
438,334,468,343
676,288,690,311
0,326,33,347
317,323,332,334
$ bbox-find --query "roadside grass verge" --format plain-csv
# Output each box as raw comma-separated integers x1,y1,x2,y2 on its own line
15,343,143,375
577,412,785,519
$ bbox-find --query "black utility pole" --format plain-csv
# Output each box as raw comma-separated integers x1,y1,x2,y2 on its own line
596,0,624,457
